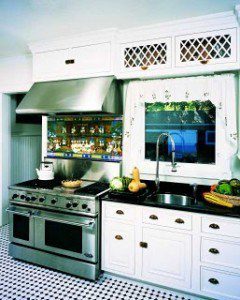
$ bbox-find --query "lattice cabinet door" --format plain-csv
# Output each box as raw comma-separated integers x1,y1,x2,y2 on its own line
120,38,172,72
175,28,237,67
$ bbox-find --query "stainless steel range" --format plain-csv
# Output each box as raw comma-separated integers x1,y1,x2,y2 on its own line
7,178,109,280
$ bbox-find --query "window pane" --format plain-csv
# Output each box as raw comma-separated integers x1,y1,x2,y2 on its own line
145,100,216,164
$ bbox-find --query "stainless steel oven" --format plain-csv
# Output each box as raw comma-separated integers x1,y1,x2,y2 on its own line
34,210,98,262
8,206,98,263
7,206,35,247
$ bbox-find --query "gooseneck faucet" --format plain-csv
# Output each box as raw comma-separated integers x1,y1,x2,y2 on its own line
155,132,177,189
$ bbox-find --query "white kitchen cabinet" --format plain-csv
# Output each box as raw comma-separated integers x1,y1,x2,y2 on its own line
33,42,112,82
102,201,240,300
201,237,240,269
175,28,237,68
141,227,191,288
201,267,240,299
102,219,135,276
119,37,172,76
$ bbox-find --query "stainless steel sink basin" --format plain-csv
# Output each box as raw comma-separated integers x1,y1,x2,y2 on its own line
154,193,195,206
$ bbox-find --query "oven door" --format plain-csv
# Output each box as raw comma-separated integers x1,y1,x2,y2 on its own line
7,206,35,247
34,210,98,263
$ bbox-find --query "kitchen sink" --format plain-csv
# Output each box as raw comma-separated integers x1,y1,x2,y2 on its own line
149,193,195,206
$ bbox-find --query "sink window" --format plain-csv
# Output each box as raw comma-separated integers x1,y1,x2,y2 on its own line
145,100,216,164
123,74,237,180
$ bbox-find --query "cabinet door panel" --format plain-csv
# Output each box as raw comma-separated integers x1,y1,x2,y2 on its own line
141,227,191,288
120,37,171,73
71,42,111,75
102,220,135,275
176,28,237,67
33,48,69,80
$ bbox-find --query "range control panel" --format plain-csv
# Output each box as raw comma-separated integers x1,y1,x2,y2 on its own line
9,190,98,215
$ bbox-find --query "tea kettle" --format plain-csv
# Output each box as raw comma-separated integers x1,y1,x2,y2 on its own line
36,162,54,180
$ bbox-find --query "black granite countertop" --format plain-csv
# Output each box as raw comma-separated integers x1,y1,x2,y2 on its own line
102,180,240,219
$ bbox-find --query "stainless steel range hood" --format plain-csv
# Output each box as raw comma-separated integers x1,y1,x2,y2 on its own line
16,76,122,114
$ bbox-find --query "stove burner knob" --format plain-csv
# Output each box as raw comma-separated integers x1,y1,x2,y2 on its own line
39,197,45,203
20,195,26,200
72,202,78,208
31,196,37,201
12,194,18,199
66,202,72,209
82,204,88,209
25,196,31,202
51,199,57,204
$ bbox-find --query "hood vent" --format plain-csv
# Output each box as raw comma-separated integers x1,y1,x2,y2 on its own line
16,76,122,115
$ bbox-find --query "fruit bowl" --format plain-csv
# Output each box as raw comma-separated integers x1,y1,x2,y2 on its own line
61,180,82,189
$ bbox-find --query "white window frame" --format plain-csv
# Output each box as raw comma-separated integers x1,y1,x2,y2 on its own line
123,75,237,182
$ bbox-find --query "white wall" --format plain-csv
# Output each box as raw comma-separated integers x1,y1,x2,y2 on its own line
0,55,33,226
0,55,32,93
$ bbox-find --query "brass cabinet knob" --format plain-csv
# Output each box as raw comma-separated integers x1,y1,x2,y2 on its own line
140,65,148,70
200,59,209,65
115,235,123,240
149,214,158,220
209,223,220,229
116,210,124,215
175,218,185,224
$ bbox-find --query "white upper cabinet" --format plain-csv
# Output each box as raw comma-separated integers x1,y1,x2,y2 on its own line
175,28,237,67
30,29,117,82
116,11,239,79
119,37,172,74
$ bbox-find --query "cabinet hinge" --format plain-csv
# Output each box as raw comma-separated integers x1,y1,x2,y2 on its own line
225,117,228,126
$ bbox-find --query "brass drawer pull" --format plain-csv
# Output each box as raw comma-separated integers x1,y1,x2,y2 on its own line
209,278,219,285
209,248,220,254
200,59,209,65
116,210,124,215
175,218,185,224
209,223,220,229
140,65,148,70
65,59,75,65
115,235,123,240
140,242,148,248
149,214,158,220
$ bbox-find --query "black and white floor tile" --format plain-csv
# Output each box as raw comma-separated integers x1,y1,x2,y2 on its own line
0,225,203,300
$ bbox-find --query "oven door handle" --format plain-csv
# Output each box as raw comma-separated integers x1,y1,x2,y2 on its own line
6,207,32,217
34,215,95,228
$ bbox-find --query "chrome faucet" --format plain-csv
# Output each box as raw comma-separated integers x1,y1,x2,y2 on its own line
155,132,177,188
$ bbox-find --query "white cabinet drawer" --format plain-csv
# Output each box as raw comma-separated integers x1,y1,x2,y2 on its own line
102,220,135,275
103,202,137,223
202,217,240,238
201,267,240,299
142,207,192,231
201,237,240,269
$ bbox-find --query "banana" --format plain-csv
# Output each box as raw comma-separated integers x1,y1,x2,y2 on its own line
203,192,233,208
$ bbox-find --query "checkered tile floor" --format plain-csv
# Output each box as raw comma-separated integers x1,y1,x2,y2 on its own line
0,225,203,300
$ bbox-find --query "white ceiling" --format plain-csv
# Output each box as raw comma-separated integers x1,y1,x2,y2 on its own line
0,0,239,58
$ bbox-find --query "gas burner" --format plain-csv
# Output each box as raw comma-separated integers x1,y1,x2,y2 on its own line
9,179,110,216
